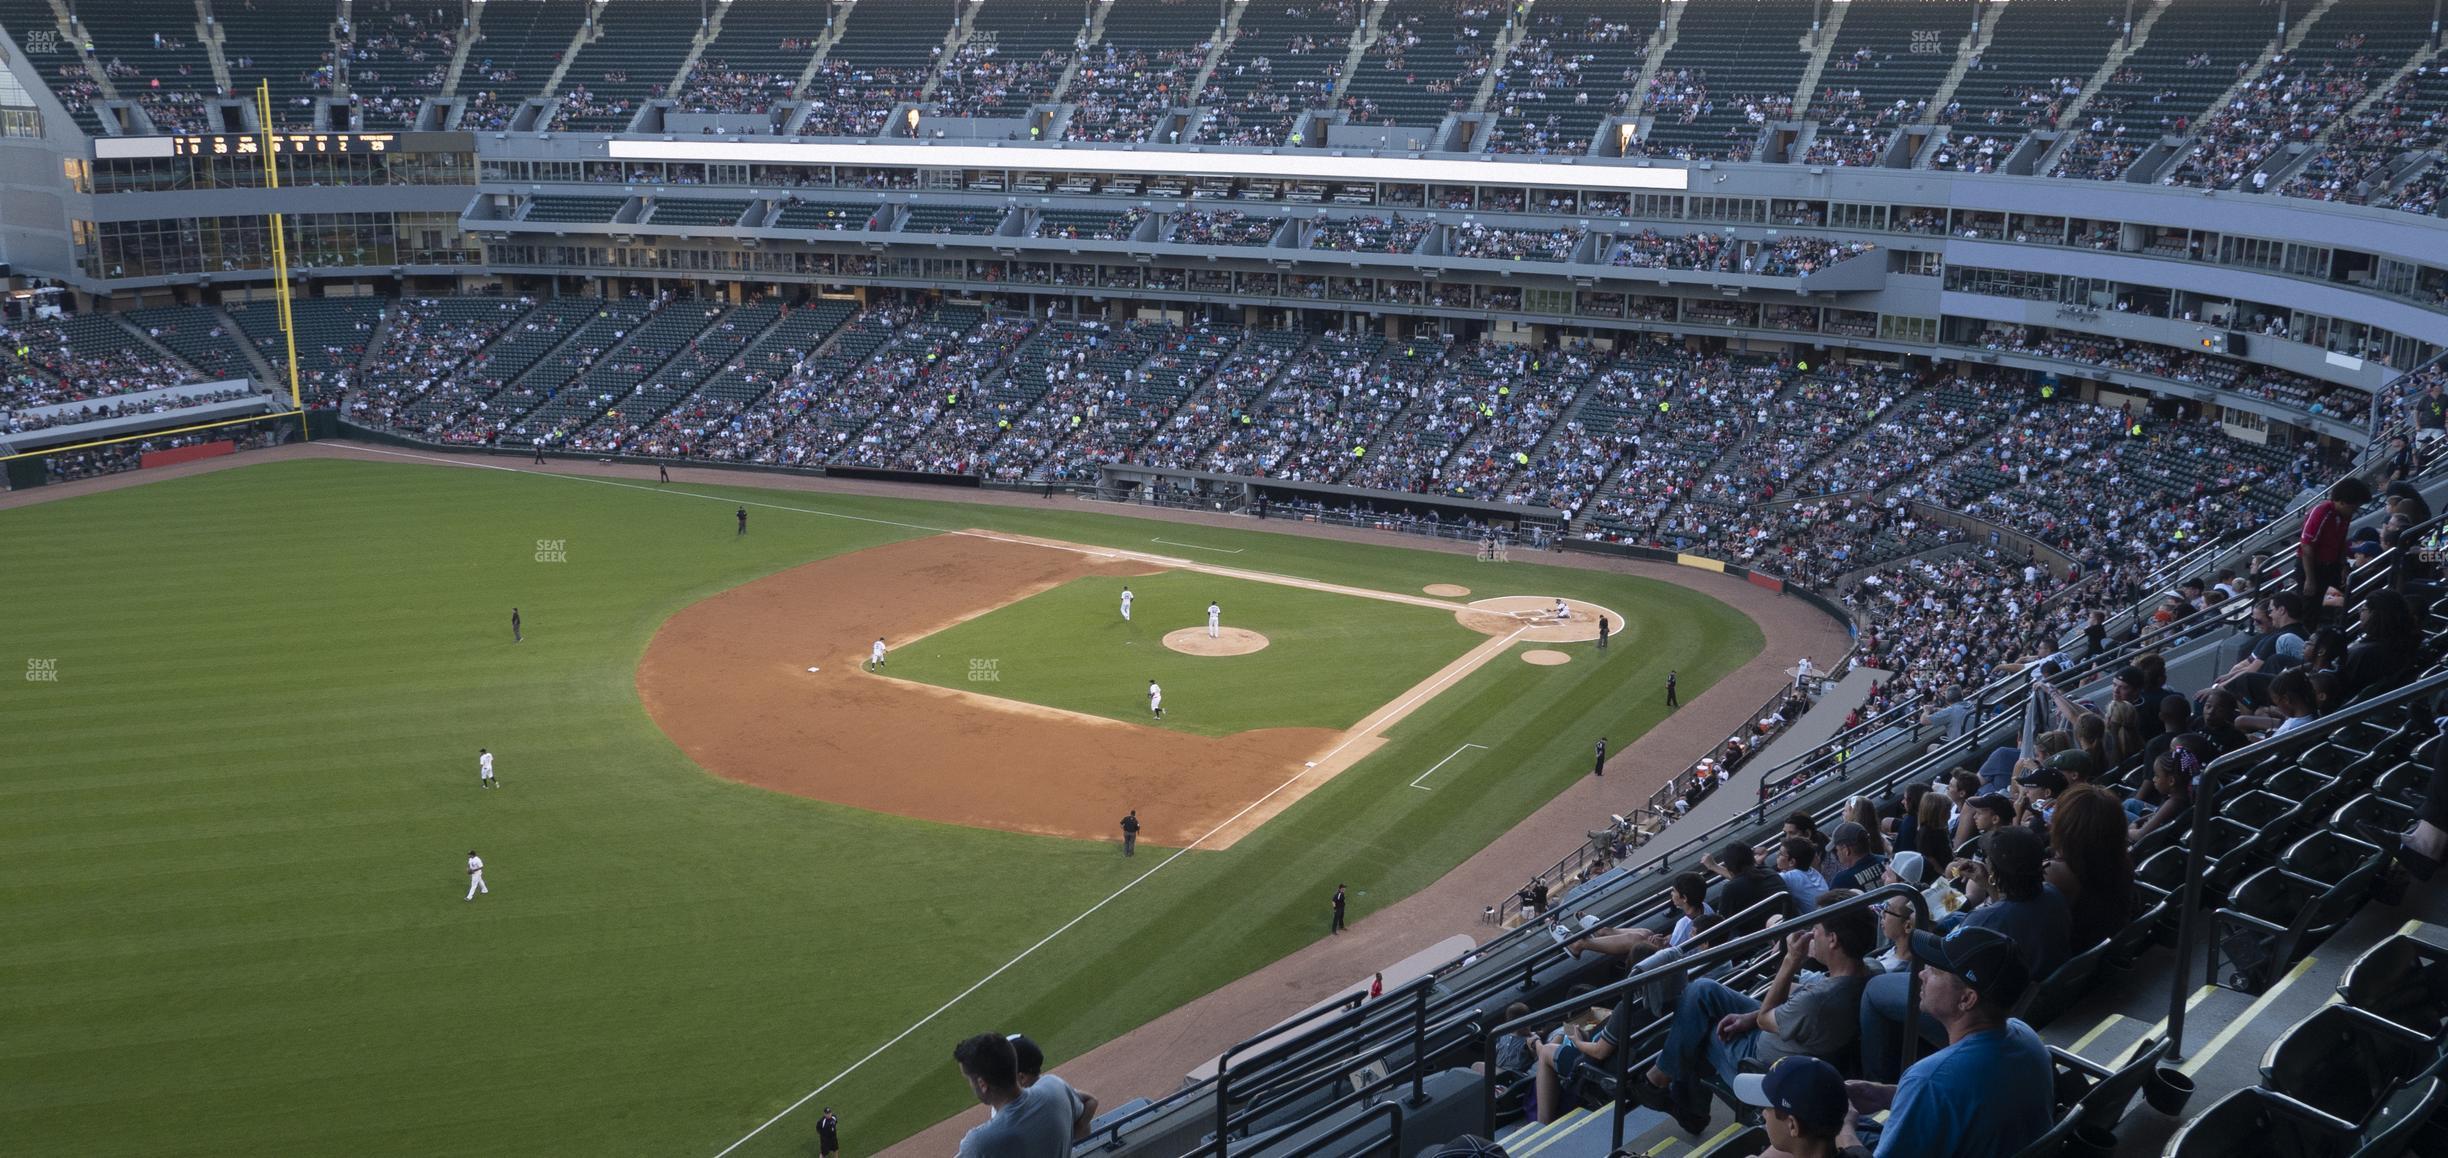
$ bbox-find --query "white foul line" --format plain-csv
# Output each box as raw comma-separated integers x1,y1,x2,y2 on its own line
327,444,1526,1156
1409,743,1489,791
1150,536,1246,554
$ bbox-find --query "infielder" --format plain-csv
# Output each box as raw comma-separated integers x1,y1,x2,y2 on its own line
1120,586,1134,622
479,747,497,788
869,637,888,670
1207,600,1221,639
465,850,488,900
1148,679,1164,719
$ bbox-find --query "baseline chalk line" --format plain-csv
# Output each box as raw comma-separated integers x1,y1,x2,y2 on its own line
1409,743,1489,791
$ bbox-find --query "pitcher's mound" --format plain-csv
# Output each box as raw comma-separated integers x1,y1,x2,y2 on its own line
1457,596,1624,642
1523,649,1572,666
1424,583,1472,597
1164,627,1271,656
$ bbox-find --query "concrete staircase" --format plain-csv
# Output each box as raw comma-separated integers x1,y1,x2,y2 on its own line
663,0,727,99
1629,1,1688,120
2052,0,2174,131
1184,0,1248,106
1468,6,1532,113
918,1,983,103
1049,0,1113,102
539,1,608,99
193,0,233,98
1789,0,1851,113
792,0,859,97
441,1,478,96
1921,0,2006,124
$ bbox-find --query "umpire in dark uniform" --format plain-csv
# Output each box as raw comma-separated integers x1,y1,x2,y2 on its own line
1666,670,1679,708
1593,737,1607,777
736,506,748,536
817,1109,839,1158
1120,810,1140,857
1331,884,1347,934
511,607,521,644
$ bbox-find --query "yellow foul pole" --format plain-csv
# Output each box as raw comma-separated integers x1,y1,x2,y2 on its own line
256,81,307,440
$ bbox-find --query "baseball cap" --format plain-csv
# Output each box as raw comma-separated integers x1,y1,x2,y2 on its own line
1886,850,1928,887
2047,749,2097,778
1828,821,1868,849
1908,924,2032,1006
2018,766,2068,794
1733,1055,1847,1137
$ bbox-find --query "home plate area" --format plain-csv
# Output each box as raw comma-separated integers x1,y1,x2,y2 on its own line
1454,596,1621,643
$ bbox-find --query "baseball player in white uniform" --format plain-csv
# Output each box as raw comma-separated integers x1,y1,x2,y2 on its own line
1207,601,1221,639
465,851,488,900
479,748,496,789
1120,587,1134,622
869,637,887,670
1148,679,1164,719
1552,598,1571,621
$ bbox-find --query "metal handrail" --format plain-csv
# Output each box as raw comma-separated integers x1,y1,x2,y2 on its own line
1278,1100,1400,1158
2164,664,2448,1058
1475,883,1935,1142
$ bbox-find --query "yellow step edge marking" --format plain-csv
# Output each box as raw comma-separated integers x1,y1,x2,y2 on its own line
1508,1107,1584,1151
2180,956,2320,1078
1517,1108,1601,1158
2068,1013,2131,1057
1694,1121,1749,1154
2119,985,2218,1067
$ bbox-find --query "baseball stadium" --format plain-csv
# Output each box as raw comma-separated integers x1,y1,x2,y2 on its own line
7,2,2448,1158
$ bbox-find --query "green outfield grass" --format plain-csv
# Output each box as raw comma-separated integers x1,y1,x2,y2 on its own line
0,455,1763,1158
886,572,1482,735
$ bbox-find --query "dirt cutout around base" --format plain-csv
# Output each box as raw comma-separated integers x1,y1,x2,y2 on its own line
1164,627,1271,656
1423,583,1471,598
1456,596,1624,643
1522,650,1572,666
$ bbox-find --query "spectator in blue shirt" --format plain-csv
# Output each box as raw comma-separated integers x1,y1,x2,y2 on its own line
1779,838,1830,910
1855,826,2069,1081
1825,823,1885,890
1839,926,2053,1158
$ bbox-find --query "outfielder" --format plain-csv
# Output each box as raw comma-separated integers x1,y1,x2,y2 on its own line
1207,600,1221,639
1148,679,1164,719
465,850,488,900
1120,586,1134,622
869,637,887,670
479,747,497,789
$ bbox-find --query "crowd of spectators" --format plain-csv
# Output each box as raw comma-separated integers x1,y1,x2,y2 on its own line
1309,215,1433,255
1169,210,1287,247
2163,57,2380,191
1451,223,1581,262
1482,10,1643,155
2276,66,2448,210
1967,325,2371,423
341,0,456,127
1,318,202,415
677,59,800,116
801,58,936,138
1062,41,1211,143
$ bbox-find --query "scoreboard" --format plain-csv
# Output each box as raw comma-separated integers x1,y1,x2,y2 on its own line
169,132,399,157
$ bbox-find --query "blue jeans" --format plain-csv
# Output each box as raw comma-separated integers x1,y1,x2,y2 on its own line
1659,979,1763,1088
1858,971,1947,1083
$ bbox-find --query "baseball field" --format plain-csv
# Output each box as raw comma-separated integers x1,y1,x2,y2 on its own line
1,452,1762,1156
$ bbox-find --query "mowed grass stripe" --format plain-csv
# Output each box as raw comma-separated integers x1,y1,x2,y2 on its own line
1,457,1760,1157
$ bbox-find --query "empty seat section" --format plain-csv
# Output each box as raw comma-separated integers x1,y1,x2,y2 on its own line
1638,0,1817,161
460,0,588,130
549,0,703,131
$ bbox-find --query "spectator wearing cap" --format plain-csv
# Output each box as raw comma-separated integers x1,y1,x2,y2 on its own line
1009,1033,1100,1144
1735,1055,1850,1158
1857,827,2068,1082
1838,926,2054,1158
1634,891,1881,1137
2015,762,2068,829
1825,823,1885,891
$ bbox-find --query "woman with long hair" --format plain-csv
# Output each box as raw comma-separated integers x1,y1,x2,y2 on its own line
1915,789,1955,862
2047,785,2135,951
1845,796,1889,856
2102,701,2144,769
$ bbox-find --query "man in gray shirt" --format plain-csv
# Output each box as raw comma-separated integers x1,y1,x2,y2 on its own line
1634,891,1882,1136
953,1033,1076,1158
1011,1033,1100,1144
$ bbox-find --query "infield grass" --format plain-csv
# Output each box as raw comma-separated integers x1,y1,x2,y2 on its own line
0,454,1762,1158
886,571,1483,735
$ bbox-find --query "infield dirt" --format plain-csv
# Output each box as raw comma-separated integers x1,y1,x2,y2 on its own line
637,533,1478,846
